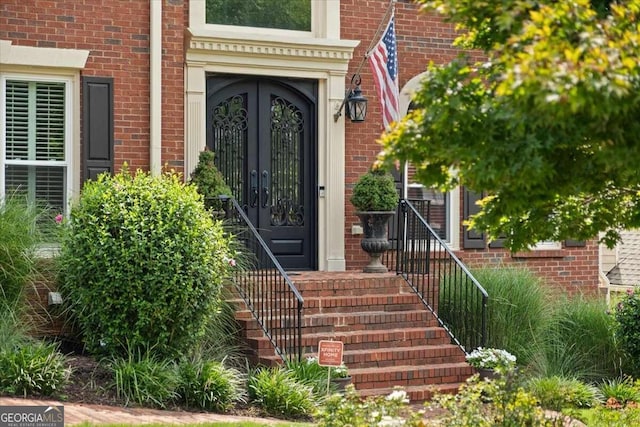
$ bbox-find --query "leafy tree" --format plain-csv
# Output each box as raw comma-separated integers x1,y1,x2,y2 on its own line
379,0,640,251
206,0,310,31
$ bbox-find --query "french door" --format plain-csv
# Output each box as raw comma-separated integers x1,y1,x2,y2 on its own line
206,76,317,270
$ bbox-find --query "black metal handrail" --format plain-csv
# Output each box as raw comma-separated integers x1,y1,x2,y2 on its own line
220,197,304,362
385,199,488,353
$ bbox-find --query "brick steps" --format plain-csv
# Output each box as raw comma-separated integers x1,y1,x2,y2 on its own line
237,310,440,337
358,382,462,402
234,272,471,402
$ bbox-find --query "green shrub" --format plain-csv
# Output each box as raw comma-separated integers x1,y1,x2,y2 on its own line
430,372,560,426
58,168,233,358
457,266,552,367
526,376,603,411
0,340,69,397
0,307,31,353
177,358,245,412
316,386,423,427
615,288,640,376
286,357,347,396
248,367,315,419
108,349,179,408
533,296,621,380
350,167,398,212
0,196,42,310
571,406,640,427
599,376,640,406
189,150,232,212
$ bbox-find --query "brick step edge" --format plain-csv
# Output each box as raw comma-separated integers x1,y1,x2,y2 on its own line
357,382,463,403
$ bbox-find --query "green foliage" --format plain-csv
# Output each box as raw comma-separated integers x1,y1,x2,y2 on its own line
57,168,233,358
177,358,246,412
430,372,562,426
108,349,180,408
247,367,315,419
572,405,640,426
206,0,310,31
0,339,69,397
380,0,640,251
286,357,347,397
615,289,640,376
189,150,233,212
463,266,551,367
350,167,398,212
0,196,42,310
526,376,603,411
316,386,423,427
533,295,621,380
599,376,640,405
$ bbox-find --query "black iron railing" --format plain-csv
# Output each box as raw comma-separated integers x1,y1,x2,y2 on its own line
220,197,304,362
385,199,488,353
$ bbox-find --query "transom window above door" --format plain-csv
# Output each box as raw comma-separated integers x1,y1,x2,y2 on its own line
206,0,311,31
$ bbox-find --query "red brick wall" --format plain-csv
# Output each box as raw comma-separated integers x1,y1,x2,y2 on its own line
341,0,462,269
340,0,599,294
456,243,600,296
0,0,186,173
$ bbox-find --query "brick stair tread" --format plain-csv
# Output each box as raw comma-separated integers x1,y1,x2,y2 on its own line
348,361,470,376
236,309,435,321
298,326,446,339
302,293,422,301
343,343,459,355
258,343,463,364
357,382,463,401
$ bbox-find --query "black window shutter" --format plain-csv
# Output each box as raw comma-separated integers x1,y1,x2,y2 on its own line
463,188,487,249
82,77,114,184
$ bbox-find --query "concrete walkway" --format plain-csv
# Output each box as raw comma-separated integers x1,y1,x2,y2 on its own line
0,397,290,426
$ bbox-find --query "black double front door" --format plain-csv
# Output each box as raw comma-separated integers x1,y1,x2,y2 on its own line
206,76,317,270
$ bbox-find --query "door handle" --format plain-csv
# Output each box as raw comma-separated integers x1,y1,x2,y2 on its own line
250,170,258,207
261,170,270,208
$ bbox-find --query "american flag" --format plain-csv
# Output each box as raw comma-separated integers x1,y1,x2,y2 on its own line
368,12,399,129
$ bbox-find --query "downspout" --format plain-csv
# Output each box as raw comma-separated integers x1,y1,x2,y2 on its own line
149,0,162,175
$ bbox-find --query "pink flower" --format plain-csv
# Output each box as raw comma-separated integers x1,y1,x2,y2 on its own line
55,214,63,224
229,258,237,267
627,288,634,296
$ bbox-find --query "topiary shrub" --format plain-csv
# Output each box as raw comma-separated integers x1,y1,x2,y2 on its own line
350,167,398,212
189,150,232,212
57,168,233,358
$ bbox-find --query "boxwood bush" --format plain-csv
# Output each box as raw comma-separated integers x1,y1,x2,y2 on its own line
57,168,233,358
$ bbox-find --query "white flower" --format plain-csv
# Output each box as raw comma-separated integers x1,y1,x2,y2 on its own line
386,389,409,403
466,347,516,370
377,416,406,426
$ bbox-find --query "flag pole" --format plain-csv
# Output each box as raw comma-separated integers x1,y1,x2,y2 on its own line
334,0,397,122
352,0,396,78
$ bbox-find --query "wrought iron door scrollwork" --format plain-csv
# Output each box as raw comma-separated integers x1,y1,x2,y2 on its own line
271,198,304,226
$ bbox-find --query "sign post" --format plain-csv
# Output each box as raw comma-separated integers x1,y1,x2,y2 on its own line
317,340,344,395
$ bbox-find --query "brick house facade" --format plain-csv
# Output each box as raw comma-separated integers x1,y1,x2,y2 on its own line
0,0,599,294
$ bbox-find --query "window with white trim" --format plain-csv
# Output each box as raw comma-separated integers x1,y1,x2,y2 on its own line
2,76,72,216
206,0,311,31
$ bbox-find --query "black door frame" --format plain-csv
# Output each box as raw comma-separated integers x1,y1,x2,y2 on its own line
206,74,318,270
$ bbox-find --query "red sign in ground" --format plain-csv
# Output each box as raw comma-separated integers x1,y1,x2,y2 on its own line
317,340,344,367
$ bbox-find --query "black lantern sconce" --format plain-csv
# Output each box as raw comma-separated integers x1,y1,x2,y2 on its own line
334,74,368,122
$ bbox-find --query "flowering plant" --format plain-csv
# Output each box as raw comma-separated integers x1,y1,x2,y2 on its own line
303,356,349,379
466,347,516,370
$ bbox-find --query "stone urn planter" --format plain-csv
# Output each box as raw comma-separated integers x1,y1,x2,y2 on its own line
350,167,399,273
356,211,395,273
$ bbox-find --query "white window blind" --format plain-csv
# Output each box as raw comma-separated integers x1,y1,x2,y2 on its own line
4,80,67,214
